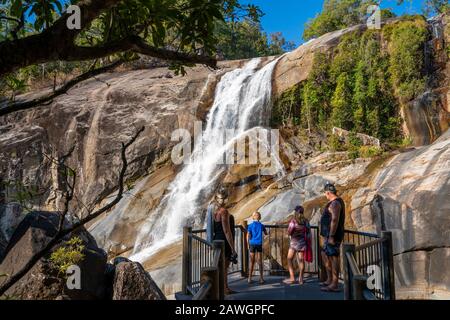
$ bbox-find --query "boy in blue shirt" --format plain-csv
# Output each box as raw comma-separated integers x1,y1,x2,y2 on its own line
247,211,267,284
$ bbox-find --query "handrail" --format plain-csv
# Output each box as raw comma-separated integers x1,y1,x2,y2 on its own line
192,281,212,300
191,240,225,300
344,229,379,238
354,238,384,252
183,224,395,301
345,251,361,276
213,247,221,267
343,231,395,300
191,234,212,246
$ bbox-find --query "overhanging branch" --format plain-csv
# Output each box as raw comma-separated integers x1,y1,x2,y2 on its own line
0,59,125,117
0,0,217,77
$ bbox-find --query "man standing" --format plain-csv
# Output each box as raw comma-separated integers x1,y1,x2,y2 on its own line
320,183,345,292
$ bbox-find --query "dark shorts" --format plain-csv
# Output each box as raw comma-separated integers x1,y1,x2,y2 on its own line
249,244,263,253
322,241,341,257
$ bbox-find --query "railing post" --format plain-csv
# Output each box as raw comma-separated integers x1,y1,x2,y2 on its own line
213,240,226,300
381,231,396,300
353,275,367,300
182,226,192,295
342,243,356,300
242,221,249,278
201,267,219,300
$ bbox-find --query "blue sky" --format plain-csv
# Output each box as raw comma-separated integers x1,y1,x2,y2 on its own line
247,0,426,45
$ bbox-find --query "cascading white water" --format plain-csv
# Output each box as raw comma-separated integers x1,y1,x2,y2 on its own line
131,57,283,262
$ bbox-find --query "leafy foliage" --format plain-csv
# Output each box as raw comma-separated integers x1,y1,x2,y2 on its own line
214,8,295,60
303,0,396,41
50,236,85,276
423,0,450,15
0,0,293,97
0,179,39,211
385,18,428,103
272,16,429,146
358,145,383,158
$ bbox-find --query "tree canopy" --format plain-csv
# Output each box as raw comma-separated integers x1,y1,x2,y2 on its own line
302,0,399,41
0,0,260,76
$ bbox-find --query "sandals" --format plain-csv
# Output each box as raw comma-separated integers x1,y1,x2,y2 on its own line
319,282,331,287
283,279,296,285
259,279,265,285
320,286,342,292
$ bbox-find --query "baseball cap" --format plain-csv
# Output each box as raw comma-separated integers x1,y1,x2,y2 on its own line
324,182,337,193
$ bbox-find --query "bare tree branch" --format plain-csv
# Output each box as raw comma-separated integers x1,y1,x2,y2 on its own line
0,0,217,76
0,126,145,296
0,59,125,117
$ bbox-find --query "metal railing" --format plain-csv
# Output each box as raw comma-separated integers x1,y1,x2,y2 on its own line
342,231,395,300
182,227,227,300
262,224,320,276
182,224,395,300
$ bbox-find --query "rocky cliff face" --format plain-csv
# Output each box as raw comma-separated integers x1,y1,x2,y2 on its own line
0,15,449,299
351,130,450,299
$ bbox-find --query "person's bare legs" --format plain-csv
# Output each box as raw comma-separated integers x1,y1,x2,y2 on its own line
321,251,332,286
296,251,305,285
248,252,255,283
283,248,296,283
329,255,340,290
257,252,264,284
225,259,231,292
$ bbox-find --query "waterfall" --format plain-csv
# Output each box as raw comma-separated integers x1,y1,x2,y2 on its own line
130,57,283,262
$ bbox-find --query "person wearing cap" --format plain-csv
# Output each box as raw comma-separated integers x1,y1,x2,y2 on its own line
206,187,238,294
283,205,310,285
320,183,346,292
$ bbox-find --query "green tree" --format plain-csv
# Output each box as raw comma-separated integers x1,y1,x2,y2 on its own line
423,0,450,15
215,21,295,60
303,0,398,40
387,18,428,103
352,60,367,132
331,72,353,130
0,0,256,77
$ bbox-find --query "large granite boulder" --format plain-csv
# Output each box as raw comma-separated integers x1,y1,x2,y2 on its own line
112,260,166,300
351,129,450,299
0,211,107,300
0,63,236,215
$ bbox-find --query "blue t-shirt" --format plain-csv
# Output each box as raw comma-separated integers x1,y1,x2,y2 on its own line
247,221,266,246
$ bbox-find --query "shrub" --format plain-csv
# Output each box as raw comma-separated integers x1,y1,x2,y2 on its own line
50,236,85,276
347,131,363,159
328,134,343,151
359,146,383,158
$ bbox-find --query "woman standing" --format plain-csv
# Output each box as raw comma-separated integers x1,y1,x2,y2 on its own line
284,205,310,285
208,188,237,294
